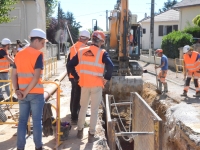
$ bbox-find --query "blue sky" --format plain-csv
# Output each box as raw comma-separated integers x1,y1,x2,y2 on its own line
53,0,181,31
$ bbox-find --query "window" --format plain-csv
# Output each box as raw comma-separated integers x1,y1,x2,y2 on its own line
143,28,146,34
158,25,178,36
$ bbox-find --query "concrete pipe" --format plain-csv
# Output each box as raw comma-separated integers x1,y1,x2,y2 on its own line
44,71,67,101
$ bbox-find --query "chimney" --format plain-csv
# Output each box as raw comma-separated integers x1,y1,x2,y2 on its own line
145,13,147,18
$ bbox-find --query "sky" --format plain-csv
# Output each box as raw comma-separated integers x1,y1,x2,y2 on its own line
53,0,181,31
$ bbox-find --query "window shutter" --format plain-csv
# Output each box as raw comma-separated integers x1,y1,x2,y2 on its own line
159,25,163,36
173,25,178,31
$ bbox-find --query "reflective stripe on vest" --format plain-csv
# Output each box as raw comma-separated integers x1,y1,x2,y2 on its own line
19,83,43,89
17,73,43,78
79,48,105,76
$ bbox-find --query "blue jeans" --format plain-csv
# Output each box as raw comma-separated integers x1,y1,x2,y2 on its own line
0,72,10,98
17,94,45,149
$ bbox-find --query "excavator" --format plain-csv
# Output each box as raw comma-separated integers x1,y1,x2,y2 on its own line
104,0,144,101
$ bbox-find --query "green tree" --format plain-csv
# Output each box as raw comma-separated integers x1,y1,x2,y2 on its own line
65,11,82,44
193,14,200,27
45,0,57,28
155,0,178,14
0,0,18,24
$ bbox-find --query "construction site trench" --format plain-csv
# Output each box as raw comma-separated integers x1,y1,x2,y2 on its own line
1,57,200,150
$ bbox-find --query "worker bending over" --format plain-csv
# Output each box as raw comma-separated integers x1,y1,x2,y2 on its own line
155,49,168,93
66,30,90,125
68,30,114,143
181,45,200,97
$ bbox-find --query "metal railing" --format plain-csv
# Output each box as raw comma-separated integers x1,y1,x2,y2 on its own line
106,92,162,150
46,44,58,59
0,81,63,148
175,58,184,77
43,57,57,81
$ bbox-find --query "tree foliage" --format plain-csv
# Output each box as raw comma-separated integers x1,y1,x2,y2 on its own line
193,14,200,27
0,0,18,24
46,6,82,46
155,0,178,14
161,31,192,58
45,0,57,28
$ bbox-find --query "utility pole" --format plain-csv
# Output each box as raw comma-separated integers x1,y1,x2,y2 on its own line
106,10,108,31
150,0,155,50
57,1,61,60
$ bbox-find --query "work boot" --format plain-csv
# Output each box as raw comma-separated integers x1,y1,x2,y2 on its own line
77,128,83,139
35,147,47,150
88,131,99,143
71,120,78,125
158,80,162,92
164,83,168,93
181,90,187,96
195,91,200,97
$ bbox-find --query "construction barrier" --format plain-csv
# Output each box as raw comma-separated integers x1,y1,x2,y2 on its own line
106,92,162,150
0,81,63,148
175,58,184,77
43,57,57,81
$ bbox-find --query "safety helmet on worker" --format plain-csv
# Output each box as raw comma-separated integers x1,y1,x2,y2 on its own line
183,45,193,53
92,30,105,42
155,49,163,54
29,28,47,40
79,30,90,39
1,38,12,45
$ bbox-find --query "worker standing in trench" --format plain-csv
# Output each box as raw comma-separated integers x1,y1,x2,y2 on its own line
66,30,90,125
181,45,200,97
68,30,114,143
155,49,169,93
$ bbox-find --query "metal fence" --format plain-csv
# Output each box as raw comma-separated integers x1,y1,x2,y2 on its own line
175,58,184,77
46,44,58,59
106,92,162,150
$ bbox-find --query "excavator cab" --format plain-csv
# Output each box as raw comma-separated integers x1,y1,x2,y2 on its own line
104,0,143,102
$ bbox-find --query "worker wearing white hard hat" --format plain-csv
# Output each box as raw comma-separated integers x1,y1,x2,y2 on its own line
0,38,15,101
181,45,200,97
12,28,47,150
66,29,90,125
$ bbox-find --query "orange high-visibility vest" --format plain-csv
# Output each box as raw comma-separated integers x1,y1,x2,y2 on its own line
78,45,105,87
129,34,133,43
0,49,10,72
184,51,200,72
14,47,44,94
69,41,86,78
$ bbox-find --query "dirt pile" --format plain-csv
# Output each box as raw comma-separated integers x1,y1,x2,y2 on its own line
142,82,158,106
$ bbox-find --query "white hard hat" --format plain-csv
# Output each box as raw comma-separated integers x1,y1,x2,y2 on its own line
80,30,90,39
183,45,191,53
29,28,47,40
1,38,12,45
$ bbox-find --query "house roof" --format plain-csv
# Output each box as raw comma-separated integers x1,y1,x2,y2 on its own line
139,9,179,23
173,0,200,8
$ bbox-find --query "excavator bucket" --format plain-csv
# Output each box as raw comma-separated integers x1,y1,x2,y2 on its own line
103,76,143,102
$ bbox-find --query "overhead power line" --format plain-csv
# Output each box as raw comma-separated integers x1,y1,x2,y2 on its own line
75,11,106,18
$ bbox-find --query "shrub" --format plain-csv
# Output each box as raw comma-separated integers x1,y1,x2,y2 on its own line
183,25,200,39
161,31,192,58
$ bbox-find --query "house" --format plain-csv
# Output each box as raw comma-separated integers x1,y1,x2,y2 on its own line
0,0,46,43
139,9,179,50
173,0,200,30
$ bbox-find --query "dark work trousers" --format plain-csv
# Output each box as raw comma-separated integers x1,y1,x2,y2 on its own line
69,78,81,121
